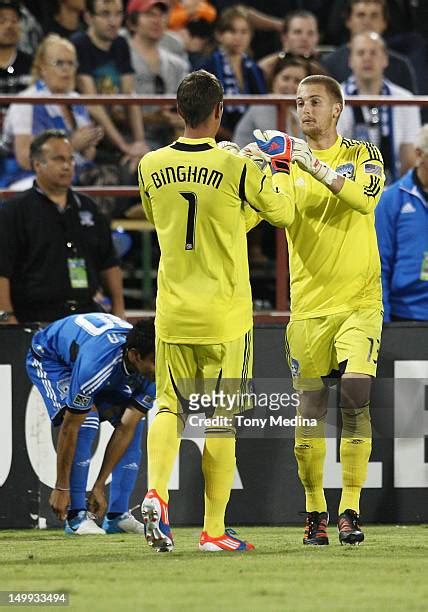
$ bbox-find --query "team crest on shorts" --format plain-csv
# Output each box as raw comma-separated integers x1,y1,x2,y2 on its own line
290,358,300,378
336,162,355,179
57,378,71,400
73,393,92,408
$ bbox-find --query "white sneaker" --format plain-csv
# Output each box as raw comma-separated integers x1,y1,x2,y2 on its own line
64,511,106,535
102,512,145,534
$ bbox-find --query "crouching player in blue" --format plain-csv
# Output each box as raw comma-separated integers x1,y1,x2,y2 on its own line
26,313,155,535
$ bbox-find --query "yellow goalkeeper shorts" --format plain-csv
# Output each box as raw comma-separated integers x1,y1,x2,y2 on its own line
155,329,253,416
285,308,383,391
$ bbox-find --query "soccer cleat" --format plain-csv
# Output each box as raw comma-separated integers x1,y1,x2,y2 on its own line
141,489,174,552
199,528,255,552
338,509,364,545
102,511,145,534
64,511,106,535
301,511,329,545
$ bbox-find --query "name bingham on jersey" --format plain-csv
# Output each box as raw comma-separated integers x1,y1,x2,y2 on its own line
151,165,224,190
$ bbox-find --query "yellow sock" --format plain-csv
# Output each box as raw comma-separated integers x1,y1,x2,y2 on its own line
294,411,327,512
202,436,236,538
339,404,372,515
147,410,182,502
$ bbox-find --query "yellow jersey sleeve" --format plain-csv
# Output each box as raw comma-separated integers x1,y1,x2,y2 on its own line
338,142,384,214
240,159,295,228
243,204,262,232
138,162,154,224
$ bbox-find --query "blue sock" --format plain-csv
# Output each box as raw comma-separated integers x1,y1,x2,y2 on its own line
69,411,99,511
108,419,144,514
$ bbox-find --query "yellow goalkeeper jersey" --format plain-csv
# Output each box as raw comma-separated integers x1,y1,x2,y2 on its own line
138,136,294,343
277,135,385,320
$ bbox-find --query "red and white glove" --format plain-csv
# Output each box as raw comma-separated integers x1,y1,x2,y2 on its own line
253,129,293,173
239,142,269,171
291,137,338,186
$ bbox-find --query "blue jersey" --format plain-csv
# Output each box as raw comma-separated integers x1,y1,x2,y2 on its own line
30,313,155,414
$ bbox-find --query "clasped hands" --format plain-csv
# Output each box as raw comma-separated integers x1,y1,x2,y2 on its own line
220,131,337,186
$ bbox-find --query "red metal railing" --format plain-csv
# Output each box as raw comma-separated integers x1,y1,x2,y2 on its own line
1,93,427,310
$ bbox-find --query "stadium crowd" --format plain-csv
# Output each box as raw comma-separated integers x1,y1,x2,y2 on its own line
0,0,427,319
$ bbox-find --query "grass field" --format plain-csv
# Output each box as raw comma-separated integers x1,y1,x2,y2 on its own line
1,526,427,612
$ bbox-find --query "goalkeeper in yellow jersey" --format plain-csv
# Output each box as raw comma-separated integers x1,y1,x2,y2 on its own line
137,70,294,552
252,75,385,546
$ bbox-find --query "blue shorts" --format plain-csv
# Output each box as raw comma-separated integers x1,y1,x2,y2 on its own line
26,350,142,427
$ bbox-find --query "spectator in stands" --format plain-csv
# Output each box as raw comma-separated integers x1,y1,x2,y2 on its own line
322,0,417,93
181,18,215,71
375,124,428,323
0,34,103,188
233,56,311,147
211,1,283,60
43,0,86,39
72,0,148,170
327,0,428,92
0,1,31,130
126,0,188,150
258,10,321,84
337,32,421,184
202,4,266,140
0,129,125,324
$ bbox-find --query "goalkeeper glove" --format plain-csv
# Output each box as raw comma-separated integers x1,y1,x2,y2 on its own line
239,142,269,171
253,129,293,173
291,137,338,186
217,141,241,154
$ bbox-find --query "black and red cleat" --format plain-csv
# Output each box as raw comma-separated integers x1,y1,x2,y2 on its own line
302,511,329,545
338,509,364,545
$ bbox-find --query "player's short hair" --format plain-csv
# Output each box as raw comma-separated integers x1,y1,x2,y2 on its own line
29,129,69,164
345,0,388,21
125,318,155,359
177,70,223,128
281,10,318,35
298,74,344,109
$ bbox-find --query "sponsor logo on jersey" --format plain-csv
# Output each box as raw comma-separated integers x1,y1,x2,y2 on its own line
336,162,355,179
73,393,92,408
290,358,300,378
364,163,382,177
400,202,416,214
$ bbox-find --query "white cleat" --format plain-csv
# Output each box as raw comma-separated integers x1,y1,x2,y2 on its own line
102,511,146,534
64,511,106,535
141,491,174,553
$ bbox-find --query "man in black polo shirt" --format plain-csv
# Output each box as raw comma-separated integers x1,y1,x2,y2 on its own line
0,129,125,324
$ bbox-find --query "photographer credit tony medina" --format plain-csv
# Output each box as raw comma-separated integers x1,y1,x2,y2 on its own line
185,388,317,433
187,413,318,430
